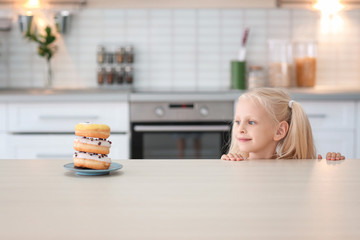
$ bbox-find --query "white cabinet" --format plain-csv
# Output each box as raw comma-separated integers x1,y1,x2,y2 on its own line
2,102,130,159
0,104,6,158
8,102,129,133
6,134,129,160
357,102,360,158
0,103,6,132
300,101,356,158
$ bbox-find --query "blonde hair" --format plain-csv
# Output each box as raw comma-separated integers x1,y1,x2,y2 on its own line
228,88,316,159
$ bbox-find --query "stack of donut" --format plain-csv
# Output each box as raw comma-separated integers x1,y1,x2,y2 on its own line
73,123,112,170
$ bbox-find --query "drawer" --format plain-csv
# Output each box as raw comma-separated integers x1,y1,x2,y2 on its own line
299,101,355,129
8,102,129,133
6,134,129,159
313,130,355,159
0,104,6,131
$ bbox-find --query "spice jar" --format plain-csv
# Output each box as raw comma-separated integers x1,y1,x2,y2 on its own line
125,46,134,63
247,65,265,89
97,66,105,85
115,66,124,84
268,40,293,87
124,65,133,84
106,52,114,64
293,41,317,87
116,47,125,64
105,65,114,84
97,46,106,64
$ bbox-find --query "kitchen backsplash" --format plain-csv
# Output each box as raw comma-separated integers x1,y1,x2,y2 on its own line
0,8,359,91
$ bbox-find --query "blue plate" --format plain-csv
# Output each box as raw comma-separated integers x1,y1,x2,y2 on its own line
64,162,123,176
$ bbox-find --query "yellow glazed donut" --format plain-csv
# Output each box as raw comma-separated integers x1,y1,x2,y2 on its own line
75,123,110,139
73,152,111,170
73,136,112,154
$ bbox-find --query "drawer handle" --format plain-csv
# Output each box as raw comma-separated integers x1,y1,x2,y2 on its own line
307,114,327,119
39,115,99,120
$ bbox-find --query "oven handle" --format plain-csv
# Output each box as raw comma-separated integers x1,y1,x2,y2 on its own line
134,125,231,132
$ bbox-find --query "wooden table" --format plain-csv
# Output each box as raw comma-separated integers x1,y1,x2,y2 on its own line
0,159,359,239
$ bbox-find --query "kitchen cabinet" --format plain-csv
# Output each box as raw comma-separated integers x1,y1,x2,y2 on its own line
0,104,6,157
2,102,130,159
86,0,275,8
300,101,356,158
357,102,360,159
6,134,129,159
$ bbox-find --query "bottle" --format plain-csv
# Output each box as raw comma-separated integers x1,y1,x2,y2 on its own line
115,66,124,84
247,66,265,89
96,46,106,64
97,66,105,85
105,65,114,84
125,46,134,63
124,65,133,84
116,47,125,64
293,41,317,87
268,40,293,87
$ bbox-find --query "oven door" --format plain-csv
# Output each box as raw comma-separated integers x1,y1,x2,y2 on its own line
131,122,231,159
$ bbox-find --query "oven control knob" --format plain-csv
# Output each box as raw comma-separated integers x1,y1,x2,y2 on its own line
199,106,209,116
155,106,165,117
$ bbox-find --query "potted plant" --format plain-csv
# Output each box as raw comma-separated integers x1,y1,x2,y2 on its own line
25,26,57,88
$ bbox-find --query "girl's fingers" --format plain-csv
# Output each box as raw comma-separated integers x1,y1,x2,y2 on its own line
221,153,245,161
325,152,345,161
318,154,322,159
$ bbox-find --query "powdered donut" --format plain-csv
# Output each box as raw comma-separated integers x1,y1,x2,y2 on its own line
74,136,112,154
73,151,111,170
75,123,110,139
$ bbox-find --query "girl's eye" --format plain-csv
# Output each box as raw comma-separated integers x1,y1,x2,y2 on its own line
235,120,240,125
249,121,256,125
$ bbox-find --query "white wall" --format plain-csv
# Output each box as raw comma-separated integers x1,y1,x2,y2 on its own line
0,8,360,91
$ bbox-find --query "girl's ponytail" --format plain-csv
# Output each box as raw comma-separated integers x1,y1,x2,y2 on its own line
278,101,316,159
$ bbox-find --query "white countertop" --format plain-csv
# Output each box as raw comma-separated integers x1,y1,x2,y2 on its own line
0,159,359,239
0,87,360,102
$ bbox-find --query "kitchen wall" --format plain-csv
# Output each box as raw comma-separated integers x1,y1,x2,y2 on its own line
0,8,360,91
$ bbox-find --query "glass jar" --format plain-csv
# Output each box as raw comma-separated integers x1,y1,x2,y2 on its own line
293,41,317,87
105,65,114,84
115,66,124,84
96,46,106,64
268,40,293,87
97,66,105,85
247,65,265,89
125,46,134,63
124,65,133,84
116,47,125,64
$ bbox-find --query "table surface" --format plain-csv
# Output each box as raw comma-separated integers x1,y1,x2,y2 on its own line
1,159,359,240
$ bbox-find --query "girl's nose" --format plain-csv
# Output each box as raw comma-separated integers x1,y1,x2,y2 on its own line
239,125,246,134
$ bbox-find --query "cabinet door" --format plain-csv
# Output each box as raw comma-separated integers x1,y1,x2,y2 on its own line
357,102,360,158
8,102,129,133
6,134,129,159
313,130,355,159
0,103,6,131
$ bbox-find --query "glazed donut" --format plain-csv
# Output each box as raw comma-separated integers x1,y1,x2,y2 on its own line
75,123,110,139
74,136,112,154
73,152,111,170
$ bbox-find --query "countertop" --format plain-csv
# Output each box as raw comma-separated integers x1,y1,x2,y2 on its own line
1,159,359,239
0,87,359,102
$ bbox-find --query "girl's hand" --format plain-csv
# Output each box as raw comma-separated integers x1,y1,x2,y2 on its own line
221,152,248,161
318,152,345,161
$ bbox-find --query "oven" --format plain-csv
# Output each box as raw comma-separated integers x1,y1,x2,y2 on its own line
130,101,233,159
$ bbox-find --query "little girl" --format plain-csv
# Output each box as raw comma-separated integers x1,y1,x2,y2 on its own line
221,88,345,161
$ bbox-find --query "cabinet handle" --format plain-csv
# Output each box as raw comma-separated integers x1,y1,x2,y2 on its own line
134,125,231,132
307,114,327,119
39,115,99,120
